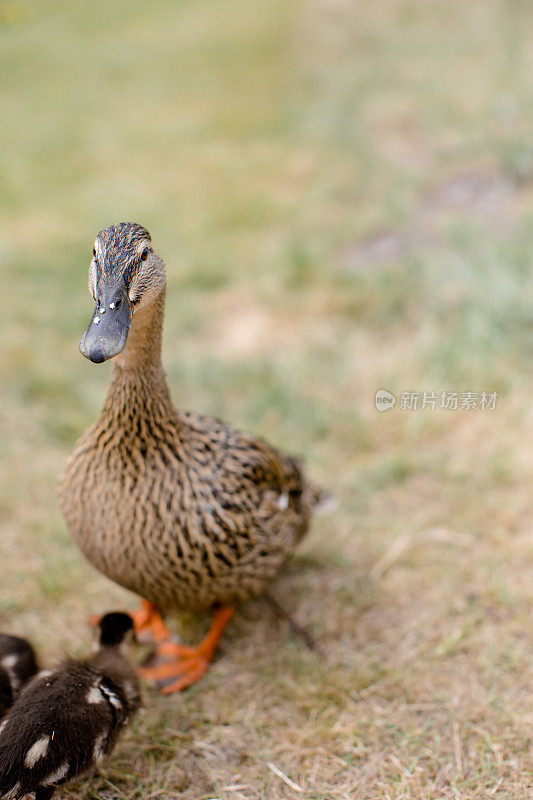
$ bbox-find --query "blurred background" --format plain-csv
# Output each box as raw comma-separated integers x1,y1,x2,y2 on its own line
0,1,532,798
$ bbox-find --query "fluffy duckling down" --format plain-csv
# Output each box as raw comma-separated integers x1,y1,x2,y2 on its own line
0,634,38,718
0,613,141,800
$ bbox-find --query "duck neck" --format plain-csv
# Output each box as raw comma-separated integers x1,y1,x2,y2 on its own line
113,289,166,375
101,288,175,422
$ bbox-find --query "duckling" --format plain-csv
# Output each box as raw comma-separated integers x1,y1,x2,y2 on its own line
0,634,38,717
0,613,140,800
59,222,329,693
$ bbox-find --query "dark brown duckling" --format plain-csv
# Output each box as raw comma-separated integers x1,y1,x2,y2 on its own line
0,634,38,717
0,613,141,800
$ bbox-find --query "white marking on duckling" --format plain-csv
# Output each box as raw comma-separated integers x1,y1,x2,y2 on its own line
4,781,20,799
277,492,289,510
24,735,50,767
86,684,104,704
37,670,53,682
93,316,100,325
100,684,122,709
93,731,107,763
42,761,69,785
1,655,18,669
0,717,9,734
109,302,115,309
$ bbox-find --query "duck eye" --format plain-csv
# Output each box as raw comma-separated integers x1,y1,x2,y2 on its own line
93,247,96,258
141,247,149,261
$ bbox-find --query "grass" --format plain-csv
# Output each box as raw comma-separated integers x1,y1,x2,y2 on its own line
0,0,532,798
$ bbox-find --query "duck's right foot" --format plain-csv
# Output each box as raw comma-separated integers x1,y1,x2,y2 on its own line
131,599,170,644
139,605,235,693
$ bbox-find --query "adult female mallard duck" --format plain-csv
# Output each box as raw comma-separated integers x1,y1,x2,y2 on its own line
59,222,328,693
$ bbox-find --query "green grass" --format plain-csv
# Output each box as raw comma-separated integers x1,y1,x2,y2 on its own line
1,0,532,798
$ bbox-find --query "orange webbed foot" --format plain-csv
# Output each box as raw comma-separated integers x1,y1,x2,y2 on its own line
130,599,171,644
139,606,234,694
140,642,211,693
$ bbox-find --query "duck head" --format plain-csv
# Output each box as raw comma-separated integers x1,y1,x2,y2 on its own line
98,612,136,649
80,222,166,363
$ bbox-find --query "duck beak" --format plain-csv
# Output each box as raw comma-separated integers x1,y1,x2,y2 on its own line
79,283,132,363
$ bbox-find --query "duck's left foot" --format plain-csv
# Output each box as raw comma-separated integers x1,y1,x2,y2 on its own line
140,606,234,693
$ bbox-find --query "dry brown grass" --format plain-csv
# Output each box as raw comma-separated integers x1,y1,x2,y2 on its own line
3,389,531,799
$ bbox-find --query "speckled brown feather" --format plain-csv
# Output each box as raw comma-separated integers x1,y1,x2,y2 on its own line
59,224,319,614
